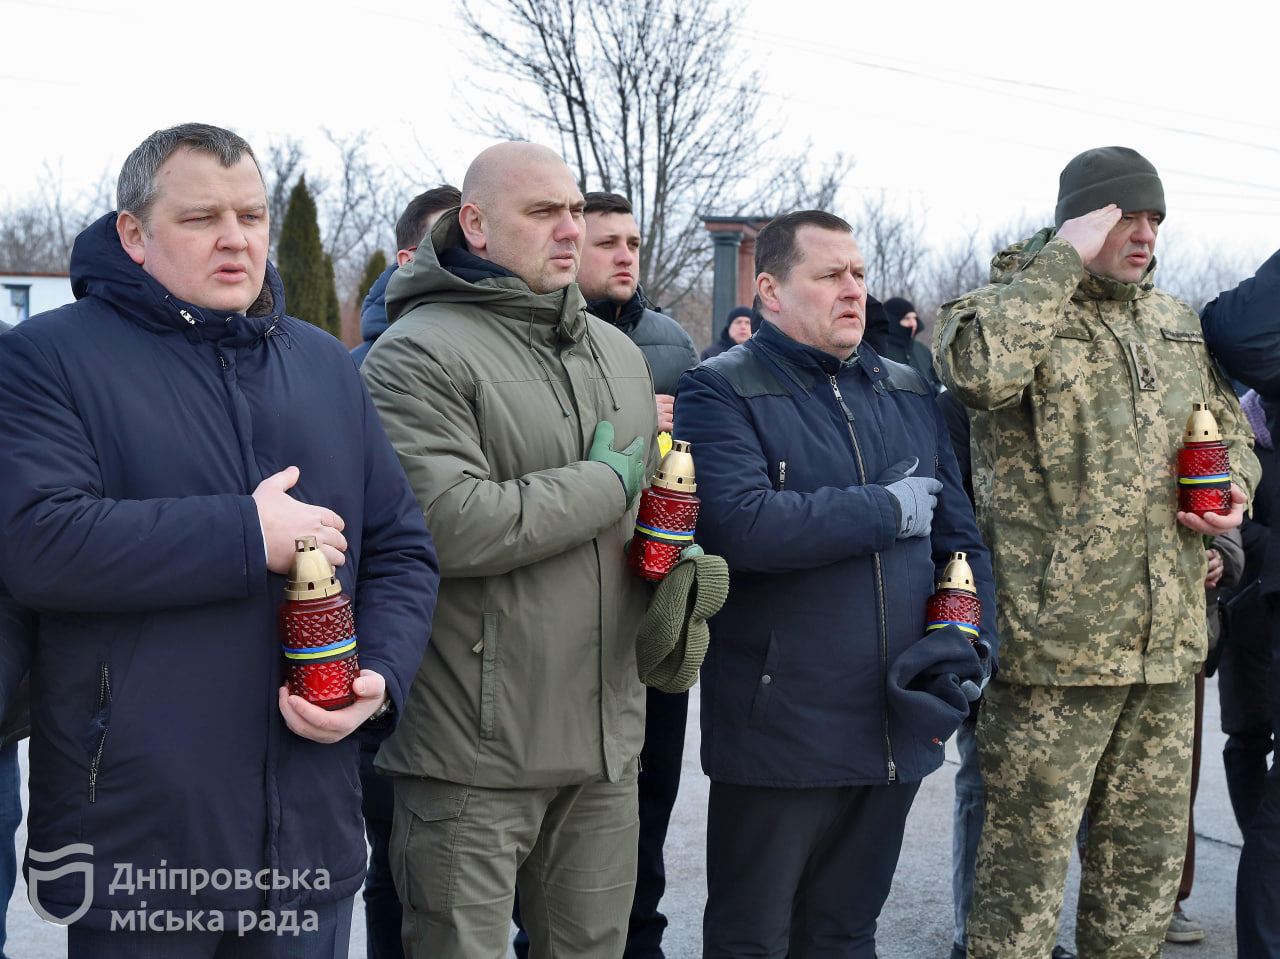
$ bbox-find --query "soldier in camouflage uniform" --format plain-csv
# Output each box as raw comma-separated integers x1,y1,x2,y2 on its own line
934,146,1260,959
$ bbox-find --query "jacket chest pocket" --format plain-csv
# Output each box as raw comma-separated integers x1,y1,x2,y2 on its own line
1157,328,1236,411
1036,326,1117,439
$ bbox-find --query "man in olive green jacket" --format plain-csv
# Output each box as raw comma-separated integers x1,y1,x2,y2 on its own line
935,146,1259,959
361,142,659,959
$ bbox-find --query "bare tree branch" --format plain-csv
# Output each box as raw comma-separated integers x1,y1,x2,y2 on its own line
0,162,111,273
457,0,815,308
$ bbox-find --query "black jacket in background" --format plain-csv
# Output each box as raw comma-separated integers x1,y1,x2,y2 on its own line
588,289,698,395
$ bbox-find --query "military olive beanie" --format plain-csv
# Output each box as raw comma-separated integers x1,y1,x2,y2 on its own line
635,552,730,694
1054,146,1165,228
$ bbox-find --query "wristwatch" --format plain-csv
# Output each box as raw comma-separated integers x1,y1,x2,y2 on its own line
366,695,395,724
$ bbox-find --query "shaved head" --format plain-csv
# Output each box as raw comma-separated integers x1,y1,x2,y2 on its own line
463,142,572,212
457,142,586,293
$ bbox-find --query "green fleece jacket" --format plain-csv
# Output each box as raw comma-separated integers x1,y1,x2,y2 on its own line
362,213,659,787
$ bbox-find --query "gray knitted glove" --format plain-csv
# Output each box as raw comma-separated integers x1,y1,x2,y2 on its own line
876,457,943,539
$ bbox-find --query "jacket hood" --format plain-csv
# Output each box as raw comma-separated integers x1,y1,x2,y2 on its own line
70,212,286,344
359,262,398,344
990,227,1156,303
384,209,588,342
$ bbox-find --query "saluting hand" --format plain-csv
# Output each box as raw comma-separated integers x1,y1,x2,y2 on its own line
1056,204,1123,265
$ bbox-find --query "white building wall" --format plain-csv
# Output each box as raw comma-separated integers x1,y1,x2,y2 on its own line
1,273,75,326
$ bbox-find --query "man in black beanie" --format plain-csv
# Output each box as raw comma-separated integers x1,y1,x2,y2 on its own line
882,296,941,391
700,305,753,360
935,146,1258,959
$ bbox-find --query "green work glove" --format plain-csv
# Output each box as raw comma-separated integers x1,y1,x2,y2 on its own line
589,421,646,507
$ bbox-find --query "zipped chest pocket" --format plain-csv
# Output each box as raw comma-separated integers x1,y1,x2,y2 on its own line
776,461,787,491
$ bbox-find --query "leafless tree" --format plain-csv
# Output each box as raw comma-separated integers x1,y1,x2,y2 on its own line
316,131,400,298
263,138,307,259
756,151,854,219
0,163,112,273
1153,232,1257,315
261,132,403,302
459,0,846,309
914,229,988,322
849,191,929,306
909,215,1047,328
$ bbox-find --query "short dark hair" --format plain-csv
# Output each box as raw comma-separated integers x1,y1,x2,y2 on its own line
118,123,262,228
395,185,462,251
583,192,633,216
755,210,853,281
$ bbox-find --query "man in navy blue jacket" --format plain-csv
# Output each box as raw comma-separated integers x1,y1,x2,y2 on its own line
0,123,438,958
351,185,460,370
675,210,996,959
1200,249,1280,959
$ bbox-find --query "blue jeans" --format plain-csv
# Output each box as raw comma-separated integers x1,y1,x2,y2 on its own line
0,740,21,959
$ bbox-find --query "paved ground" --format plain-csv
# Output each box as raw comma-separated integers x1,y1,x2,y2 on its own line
5,676,1247,957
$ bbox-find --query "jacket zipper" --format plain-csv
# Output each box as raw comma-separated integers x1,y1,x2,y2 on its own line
777,460,787,491
89,662,112,803
830,375,897,783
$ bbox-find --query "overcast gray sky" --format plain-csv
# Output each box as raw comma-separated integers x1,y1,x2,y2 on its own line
4,0,1277,276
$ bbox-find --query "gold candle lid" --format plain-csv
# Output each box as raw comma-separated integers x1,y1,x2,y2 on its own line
650,440,696,493
1183,403,1221,444
285,536,342,600
936,552,977,595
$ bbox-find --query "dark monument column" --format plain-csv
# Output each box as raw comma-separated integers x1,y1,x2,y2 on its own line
710,229,743,345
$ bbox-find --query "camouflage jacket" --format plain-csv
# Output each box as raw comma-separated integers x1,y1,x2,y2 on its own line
935,230,1259,686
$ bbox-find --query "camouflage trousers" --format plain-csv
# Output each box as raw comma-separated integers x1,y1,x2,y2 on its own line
967,678,1194,959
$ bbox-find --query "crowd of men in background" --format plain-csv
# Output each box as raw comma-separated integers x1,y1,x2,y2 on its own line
0,123,1277,959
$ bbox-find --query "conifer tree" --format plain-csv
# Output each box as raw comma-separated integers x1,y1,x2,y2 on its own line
276,176,340,337
358,249,389,304
322,255,342,337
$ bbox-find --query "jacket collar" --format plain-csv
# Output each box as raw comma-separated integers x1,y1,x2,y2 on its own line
586,287,646,332
385,207,588,344
750,320,889,393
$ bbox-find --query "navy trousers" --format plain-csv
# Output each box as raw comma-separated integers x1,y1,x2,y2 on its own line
1236,599,1280,958
703,779,920,959
359,737,403,959
1220,602,1274,833
627,688,690,959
